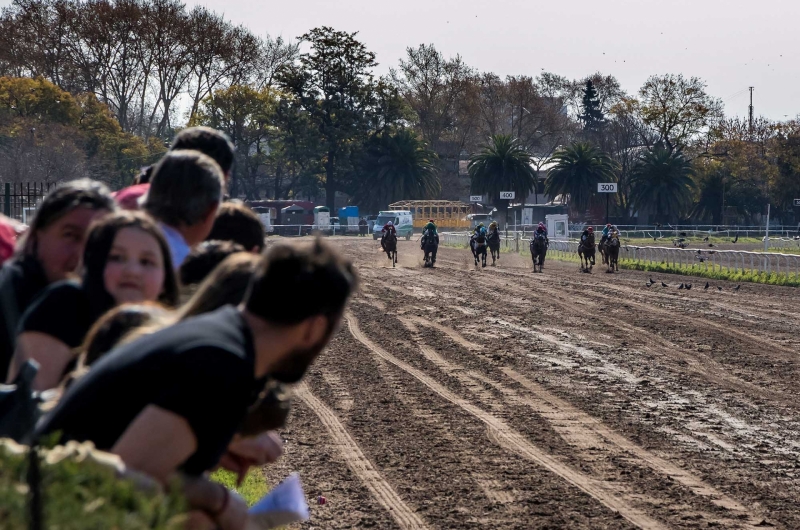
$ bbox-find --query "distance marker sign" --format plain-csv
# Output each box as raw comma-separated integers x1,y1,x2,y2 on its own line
598,183,617,193
499,191,515,199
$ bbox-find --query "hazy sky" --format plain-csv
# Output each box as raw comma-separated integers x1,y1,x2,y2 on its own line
4,0,798,119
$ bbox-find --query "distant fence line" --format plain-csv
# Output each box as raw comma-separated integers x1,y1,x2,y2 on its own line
440,232,800,277
1,182,53,222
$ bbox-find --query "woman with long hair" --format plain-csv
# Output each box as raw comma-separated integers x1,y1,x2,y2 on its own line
8,211,178,390
0,179,115,381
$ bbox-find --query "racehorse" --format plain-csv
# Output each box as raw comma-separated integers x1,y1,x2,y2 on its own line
421,230,439,268
530,232,547,273
487,229,501,266
382,231,398,267
578,233,596,273
605,235,620,272
470,233,488,268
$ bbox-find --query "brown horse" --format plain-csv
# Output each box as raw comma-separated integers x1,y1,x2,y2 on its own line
382,232,398,267
578,233,596,273
605,236,620,272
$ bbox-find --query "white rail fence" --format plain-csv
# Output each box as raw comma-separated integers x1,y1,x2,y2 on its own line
440,232,800,277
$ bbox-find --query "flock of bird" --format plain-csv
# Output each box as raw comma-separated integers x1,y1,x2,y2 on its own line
644,278,741,292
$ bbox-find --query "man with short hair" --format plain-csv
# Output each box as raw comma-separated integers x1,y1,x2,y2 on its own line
37,239,358,530
171,126,235,186
206,201,265,253
144,150,224,267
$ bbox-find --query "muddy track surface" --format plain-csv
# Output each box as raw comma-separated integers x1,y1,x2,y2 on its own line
268,238,800,529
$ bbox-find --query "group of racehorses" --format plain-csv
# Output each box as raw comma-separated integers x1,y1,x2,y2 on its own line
381,226,620,273
579,232,620,273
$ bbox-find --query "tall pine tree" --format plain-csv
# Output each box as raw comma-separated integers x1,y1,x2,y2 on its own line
579,80,604,134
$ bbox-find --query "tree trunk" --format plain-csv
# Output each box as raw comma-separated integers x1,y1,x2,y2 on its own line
325,150,336,210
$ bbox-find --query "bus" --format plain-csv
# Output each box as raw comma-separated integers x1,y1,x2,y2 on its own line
388,200,472,230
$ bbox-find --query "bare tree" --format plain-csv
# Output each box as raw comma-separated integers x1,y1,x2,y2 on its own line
252,34,300,91
639,74,724,153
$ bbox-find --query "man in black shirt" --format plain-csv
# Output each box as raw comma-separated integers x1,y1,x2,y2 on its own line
37,239,357,529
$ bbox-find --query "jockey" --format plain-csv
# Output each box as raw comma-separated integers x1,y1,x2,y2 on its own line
581,226,594,242
423,219,438,237
600,223,612,246
488,220,499,232
535,222,549,244
473,222,487,238
381,220,396,250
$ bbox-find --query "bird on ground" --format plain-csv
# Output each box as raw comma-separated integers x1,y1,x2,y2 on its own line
708,243,715,248
717,286,723,291
704,282,710,290
703,236,709,242
645,281,652,287
649,277,655,284
678,283,685,290
734,285,741,291
686,284,692,290
661,281,668,287
732,234,739,243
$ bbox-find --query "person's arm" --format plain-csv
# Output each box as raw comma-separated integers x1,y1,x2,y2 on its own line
111,404,198,482
9,332,73,390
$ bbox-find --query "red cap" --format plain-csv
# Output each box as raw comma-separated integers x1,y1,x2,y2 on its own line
112,183,150,211
0,217,18,265
588,226,594,232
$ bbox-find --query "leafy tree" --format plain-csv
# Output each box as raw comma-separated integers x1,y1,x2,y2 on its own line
350,129,439,212
639,74,723,154
578,80,604,133
191,84,277,199
277,26,402,209
468,134,535,223
545,142,617,213
0,76,152,187
630,147,695,222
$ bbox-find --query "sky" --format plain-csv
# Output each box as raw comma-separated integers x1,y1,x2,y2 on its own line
3,0,798,120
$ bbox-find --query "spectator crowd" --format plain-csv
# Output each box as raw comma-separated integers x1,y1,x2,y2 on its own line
0,126,358,529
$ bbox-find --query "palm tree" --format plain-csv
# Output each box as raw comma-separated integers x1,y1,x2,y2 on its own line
468,135,536,225
352,129,440,212
545,142,617,214
630,147,695,223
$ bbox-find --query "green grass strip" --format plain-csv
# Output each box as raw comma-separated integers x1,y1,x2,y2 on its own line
210,468,269,507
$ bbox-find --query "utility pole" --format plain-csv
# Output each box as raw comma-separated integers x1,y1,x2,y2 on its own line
748,87,754,133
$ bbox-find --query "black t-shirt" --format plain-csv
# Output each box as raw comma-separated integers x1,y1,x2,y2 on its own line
18,281,98,350
36,306,265,475
0,258,50,381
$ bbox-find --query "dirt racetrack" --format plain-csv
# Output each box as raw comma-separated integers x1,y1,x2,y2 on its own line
264,237,800,529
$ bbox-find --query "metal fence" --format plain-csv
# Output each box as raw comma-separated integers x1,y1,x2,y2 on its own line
440,231,800,277
1,182,53,222
566,224,800,240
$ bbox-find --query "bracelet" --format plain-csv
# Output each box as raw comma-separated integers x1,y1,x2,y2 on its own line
211,483,230,517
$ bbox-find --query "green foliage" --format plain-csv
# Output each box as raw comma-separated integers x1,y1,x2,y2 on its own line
630,147,694,222
277,27,406,208
210,469,268,507
578,80,604,133
469,134,535,214
0,76,155,187
545,142,617,212
0,440,186,530
191,85,278,199
350,129,440,212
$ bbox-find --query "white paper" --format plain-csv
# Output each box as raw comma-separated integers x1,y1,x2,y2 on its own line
247,473,310,530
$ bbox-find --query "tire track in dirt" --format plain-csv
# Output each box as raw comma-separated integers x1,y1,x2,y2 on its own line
455,270,800,406
296,382,430,530
346,314,667,530
404,315,762,528
367,349,518,507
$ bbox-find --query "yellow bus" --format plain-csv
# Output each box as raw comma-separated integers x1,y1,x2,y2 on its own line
388,200,472,230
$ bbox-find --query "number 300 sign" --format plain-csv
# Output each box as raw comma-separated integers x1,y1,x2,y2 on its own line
597,183,617,193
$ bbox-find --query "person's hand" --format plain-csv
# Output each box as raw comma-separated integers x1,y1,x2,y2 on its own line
184,510,216,530
220,431,283,484
213,489,248,530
